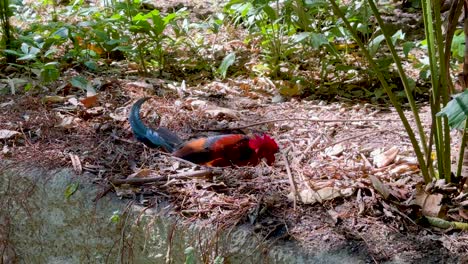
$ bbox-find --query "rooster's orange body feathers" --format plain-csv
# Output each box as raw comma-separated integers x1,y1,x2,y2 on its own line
129,98,279,167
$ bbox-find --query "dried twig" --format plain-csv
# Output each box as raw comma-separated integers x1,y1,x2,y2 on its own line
18,124,32,146
165,222,177,264
93,185,113,202
295,134,322,164
282,151,298,211
110,169,216,185
316,130,385,152
195,118,399,131
159,152,201,167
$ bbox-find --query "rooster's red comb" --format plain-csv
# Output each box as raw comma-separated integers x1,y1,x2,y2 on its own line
249,134,278,150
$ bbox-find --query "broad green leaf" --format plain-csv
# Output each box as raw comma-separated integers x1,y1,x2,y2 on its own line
110,13,122,20
391,29,405,45
17,54,36,61
31,68,41,78
41,62,60,83
184,247,195,264
44,47,58,57
356,22,371,34
84,60,98,71
19,43,40,57
451,32,464,59
107,39,124,46
3,49,23,56
458,43,465,59
402,42,416,57
304,0,328,8
262,5,277,21
52,27,69,39
437,90,468,130
93,29,108,41
163,12,178,24
109,210,121,223
70,76,91,91
291,32,310,45
79,49,98,59
71,76,88,90
152,13,165,35
24,83,33,92
368,34,385,57
132,13,146,22
407,77,416,91
214,256,224,264
239,3,252,18
77,21,93,27
309,33,328,49
217,52,236,79
64,182,79,199
420,39,428,46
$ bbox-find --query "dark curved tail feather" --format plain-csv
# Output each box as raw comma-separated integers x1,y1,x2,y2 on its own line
129,98,182,152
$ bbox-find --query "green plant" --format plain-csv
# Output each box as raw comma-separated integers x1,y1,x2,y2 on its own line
328,0,468,184
109,210,121,223
87,2,184,74
225,0,300,76
216,52,236,79
224,0,386,84
170,12,224,75
0,0,14,63
4,41,60,84
450,30,465,62
64,182,79,199
184,246,196,264
438,90,468,178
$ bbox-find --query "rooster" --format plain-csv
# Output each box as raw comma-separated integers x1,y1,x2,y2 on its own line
129,98,279,167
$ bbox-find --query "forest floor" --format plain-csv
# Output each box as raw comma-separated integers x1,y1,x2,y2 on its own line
1,0,468,263
2,79,467,263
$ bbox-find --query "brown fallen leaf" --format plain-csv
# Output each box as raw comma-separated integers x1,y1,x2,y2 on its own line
84,106,104,116
69,153,82,174
114,184,141,198
414,185,444,217
42,95,68,104
289,187,354,205
276,80,305,96
325,143,345,157
80,94,99,108
109,107,128,122
459,208,468,221
0,100,14,108
68,97,80,106
188,99,208,109
372,146,399,168
0,129,20,140
56,115,79,129
204,106,240,119
127,169,152,179
388,163,420,175
2,145,10,156
126,81,152,89
127,63,140,71
370,175,391,199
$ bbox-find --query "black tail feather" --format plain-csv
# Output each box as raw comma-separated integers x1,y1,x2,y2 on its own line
128,98,182,152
